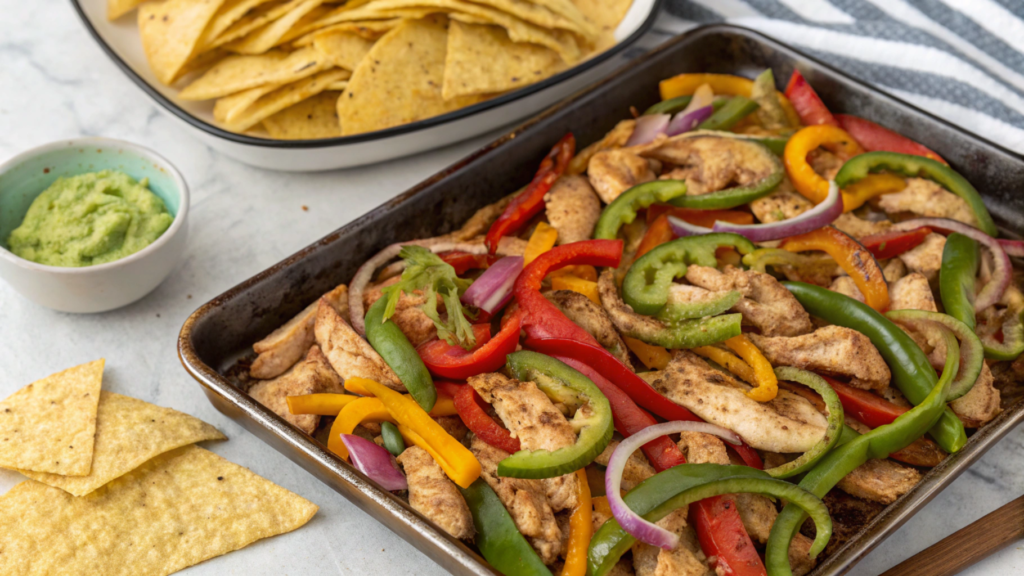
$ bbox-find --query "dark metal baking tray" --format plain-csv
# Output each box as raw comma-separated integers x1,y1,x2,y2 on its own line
178,24,1024,576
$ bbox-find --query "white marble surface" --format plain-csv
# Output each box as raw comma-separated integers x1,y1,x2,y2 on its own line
1,1,1022,575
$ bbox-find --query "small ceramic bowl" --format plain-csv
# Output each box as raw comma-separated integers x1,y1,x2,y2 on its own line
0,137,189,313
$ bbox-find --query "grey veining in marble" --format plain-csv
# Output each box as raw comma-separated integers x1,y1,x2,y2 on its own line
1,1,1022,574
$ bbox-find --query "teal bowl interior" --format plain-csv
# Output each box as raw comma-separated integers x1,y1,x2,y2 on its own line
0,142,182,250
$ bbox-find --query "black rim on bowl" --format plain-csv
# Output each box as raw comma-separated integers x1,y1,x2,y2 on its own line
69,0,663,149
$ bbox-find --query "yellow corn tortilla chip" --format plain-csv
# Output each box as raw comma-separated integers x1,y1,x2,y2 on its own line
108,0,148,20
138,0,229,85
180,47,326,100
17,392,225,497
0,445,317,576
529,0,596,39
0,360,103,476
338,17,487,136
203,0,292,50
313,29,376,70
198,0,279,47
228,0,327,54
443,20,564,99
214,81,284,122
288,3,439,40
572,0,631,52
226,67,350,131
262,91,342,139
325,79,350,89
291,18,400,46
465,0,591,40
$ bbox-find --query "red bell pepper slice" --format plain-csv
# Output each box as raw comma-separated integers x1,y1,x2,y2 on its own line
437,251,499,275
485,134,575,253
514,239,622,346
436,381,521,454
694,496,768,576
836,114,947,165
860,227,932,260
821,374,907,428
416,312,522,380
785,70,838,127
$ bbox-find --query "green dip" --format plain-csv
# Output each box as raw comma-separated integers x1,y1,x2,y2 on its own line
7,170,175,267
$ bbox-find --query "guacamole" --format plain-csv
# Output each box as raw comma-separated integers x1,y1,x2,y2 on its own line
7,170,175,267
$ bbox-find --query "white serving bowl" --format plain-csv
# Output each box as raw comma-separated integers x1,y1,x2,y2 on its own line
0,138,189,313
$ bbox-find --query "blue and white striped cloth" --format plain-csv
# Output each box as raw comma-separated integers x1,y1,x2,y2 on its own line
640,0,1024,154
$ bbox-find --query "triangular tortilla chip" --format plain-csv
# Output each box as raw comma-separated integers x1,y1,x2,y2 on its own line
18,392,225,496
262,91,343,139
572,0,631,52
215,81,286,122
203,0,293,50
0,445,318,575
197,0,279,48
290,18,400,47
227,0,327,54
180,47,327,100
226,68,350,131
0,360,104,476
443,20,564,100
108,0,148,20
313,28,376,70
138,0,229,85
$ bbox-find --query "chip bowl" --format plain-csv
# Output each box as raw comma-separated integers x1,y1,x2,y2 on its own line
0,138,189,313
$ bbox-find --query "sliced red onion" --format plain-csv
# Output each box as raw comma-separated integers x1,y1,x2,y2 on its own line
666,105,714,137
626,114,670,147
683,84,714,114
461,256,524,314
998,239,1024,258
340,433,408,491
606,421,742,550
891,218,1010,311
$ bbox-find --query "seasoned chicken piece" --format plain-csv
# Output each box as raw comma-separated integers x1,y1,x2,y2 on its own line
837,457,920,504
251,284,348,379
684,265,813,337
569,119,636,176
640,133,780,197
546,289,633,367
588,148,656,204
397,446,474,539
899,233,946,281
472,436,563,563
468,372,580,511
889,273,938,312
632,508,712,576
434,415,469,442
883,258,907,283
595,439,656,491
314,298,403,390
677,431,729,465
598,269,680,341
951,363,1001,427
832,212,890,239
808,148,843,180
545,175,602,244
750,180,812,223
829,276,865,303
748,326,891,391
248,345,344,434
646,352,827,453
877,178,978,227
363,276,437,346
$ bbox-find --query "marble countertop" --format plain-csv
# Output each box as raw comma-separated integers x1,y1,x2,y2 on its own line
1,1,1022,574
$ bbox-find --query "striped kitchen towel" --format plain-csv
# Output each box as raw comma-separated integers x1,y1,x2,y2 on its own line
638,0,1024,154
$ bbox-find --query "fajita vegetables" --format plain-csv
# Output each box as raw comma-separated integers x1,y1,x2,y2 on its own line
245,68,1023,576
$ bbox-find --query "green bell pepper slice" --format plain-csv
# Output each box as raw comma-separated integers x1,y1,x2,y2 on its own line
940,232,979,331
588,464,832,576
698,96,759,131
666,134,784,210
834,151,997,237
500,351,613,479
764,367,845,479
365,297,437,411
594,180,688,240
380,421,405,456
980,306,1024,361
460,479,553,576
886,309,984,401
657,289,742,322
622,233,756,316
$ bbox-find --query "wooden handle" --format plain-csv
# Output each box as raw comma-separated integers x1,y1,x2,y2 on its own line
881,494,1024,576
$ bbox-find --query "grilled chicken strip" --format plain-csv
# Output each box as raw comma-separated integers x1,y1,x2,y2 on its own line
951,362,1002,427
645,351,827,453
314,298,403,390
248,345,344,434
828,276,865,303
595,439,656,491
640,133,781,197
471,436,563,564
250,284,348,379
545,175,602,245
877,178,978,228
750,180,812,223
546,289,633,367
748,326,891,391
587,148,656,204
632,508,713,576
684,265,813,337
883,258,907,283
397,446,474,539
363,277,437,346
569,118,635,176
898,233,946,281
836,457,921,505
889,272,937,312
832,213,891,240
468,372,580,511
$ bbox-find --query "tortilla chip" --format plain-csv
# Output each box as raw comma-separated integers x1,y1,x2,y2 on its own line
291,18,399,46
180,47,326,100
289,3,437,39
572,0,631,52
313,29,376,70
214,81,283,122
467,0,591,40
228,0,327,54
325,80,350,90
138,0,229,85
531,0,596,38
0,360,103,476
108,0,148,20
226,67,350,131
17,392,225,497
263,91,343,139
0,445,317,576
198,0,279,48
338,17,487,136
443,20,564,99
204,0,293,50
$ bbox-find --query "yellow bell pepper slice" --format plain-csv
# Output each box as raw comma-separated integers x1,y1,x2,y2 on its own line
624,336,671,370
692,346,756,385
351,377,480,488
659,73,802,127
329,397,389,459
592,495,612,518
524,221,559,265
723,335,778,402
286,393,360,416
548,264,598,282
840,173,906,212
783,125,865,208
551,274,601,305
559,469,592,576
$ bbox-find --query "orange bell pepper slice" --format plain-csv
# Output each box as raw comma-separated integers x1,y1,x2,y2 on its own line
624,336,671,370
840,173,906,212
524,221,559,265
559,469,592,576
723,335,778,402
659,73,802,128
781,226,890,312
551,274,601,305
783,125,864,208
548,264,598,282
286,393,360,415
692,346,756,385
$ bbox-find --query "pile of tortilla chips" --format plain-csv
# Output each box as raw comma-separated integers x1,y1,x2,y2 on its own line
0,359,318,575
117,0,632,139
